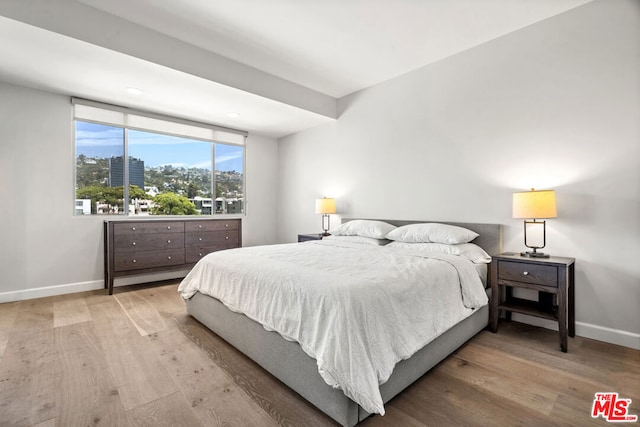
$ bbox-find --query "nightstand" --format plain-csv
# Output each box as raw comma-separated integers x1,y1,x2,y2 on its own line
297,233,325,242
490,252,575,352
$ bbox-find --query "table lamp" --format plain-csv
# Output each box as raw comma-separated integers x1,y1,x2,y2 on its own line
512,188,557,258
315,197,336,236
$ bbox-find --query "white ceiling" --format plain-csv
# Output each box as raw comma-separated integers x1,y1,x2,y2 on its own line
0,0,593,138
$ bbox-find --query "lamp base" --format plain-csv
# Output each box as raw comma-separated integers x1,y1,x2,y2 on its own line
521,251,550,258
320,214,331,237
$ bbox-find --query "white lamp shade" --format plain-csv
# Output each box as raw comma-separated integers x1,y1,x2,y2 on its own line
512,189,557,219
315,197,336,214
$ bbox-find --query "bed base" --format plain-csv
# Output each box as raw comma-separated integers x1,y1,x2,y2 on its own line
185,219,501,426
186,292,488,426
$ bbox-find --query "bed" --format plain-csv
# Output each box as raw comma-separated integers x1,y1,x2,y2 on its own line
178,219,502,426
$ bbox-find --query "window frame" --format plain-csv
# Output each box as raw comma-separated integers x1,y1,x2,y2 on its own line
72,98,247,217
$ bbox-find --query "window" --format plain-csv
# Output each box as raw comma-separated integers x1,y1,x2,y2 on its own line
73,99,246,216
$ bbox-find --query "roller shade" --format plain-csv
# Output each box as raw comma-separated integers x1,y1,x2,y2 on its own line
72,98,246,146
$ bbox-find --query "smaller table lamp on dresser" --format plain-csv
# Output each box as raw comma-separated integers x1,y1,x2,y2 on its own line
315,197,336,236
512,188,557,258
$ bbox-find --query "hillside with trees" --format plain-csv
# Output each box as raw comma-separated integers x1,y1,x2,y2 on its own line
75,156,243,214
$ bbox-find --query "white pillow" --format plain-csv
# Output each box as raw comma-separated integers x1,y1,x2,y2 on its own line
385,223,478,244
387,241,491,264
329,220,397,239
323,235,390,246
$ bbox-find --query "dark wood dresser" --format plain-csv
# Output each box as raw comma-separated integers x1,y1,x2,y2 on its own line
104,218,241,294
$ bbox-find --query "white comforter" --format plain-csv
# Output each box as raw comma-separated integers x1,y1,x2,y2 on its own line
178,240,488,415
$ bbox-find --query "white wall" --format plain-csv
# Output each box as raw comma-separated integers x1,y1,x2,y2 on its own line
0,81,279,301
277,0,640,348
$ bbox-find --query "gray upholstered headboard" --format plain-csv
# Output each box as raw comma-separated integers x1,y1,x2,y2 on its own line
341,218,503,256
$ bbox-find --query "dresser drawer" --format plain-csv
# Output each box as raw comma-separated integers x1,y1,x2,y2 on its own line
185,230,239,247
114,221,184,236
498,260,558,287
185,245,237,263
114,249,185,271
185,220,239,232
114,233,185,252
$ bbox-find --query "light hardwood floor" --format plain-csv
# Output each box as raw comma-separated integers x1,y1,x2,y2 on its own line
0,281,638,426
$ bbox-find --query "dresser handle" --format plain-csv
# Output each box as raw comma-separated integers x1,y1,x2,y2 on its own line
225,224,229,227
225,236,229,240
199,237,202,241
198,225,203,229
167,226,171,230
167,240,171,244
523,271,529,276
198,253,203,257
132,227,136,231
167,256,172,260
132,259,136,263
132,242,136,246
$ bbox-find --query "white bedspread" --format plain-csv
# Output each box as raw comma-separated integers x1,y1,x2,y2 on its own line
178,240,488,415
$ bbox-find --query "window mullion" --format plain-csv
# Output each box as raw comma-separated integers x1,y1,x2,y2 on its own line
123,127,129,215
212,143,216,215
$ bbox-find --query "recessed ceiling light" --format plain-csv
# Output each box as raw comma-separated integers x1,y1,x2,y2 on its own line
125,87,144,95
226,111,241,118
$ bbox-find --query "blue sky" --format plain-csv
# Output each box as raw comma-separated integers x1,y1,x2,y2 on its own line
75,121,243,172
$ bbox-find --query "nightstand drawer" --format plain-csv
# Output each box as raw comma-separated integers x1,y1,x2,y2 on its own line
498,260,558,287
298,233,324,242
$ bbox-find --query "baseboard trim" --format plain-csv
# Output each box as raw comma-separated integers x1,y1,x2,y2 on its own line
0,271,189,304
575,322,640,350
511,313,640,350
0,280,104,303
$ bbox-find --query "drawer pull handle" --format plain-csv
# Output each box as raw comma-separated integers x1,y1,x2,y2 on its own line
132,259,136,263
523,271,529,276
225,236,229,240
167,240,171,243
198,225,203,229
132,242,136,246
225,224,229,227
199,237,202,241
167,256,172,260
199,253,203,257
167,226,171,230
132,227,136,231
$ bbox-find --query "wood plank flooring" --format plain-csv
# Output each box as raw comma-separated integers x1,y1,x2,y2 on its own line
0,281,638,426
